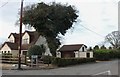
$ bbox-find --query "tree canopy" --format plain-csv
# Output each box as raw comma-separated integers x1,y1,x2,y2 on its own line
105,31,120,49
93,45,99,50
100,45,106,49
21,2,78,56
28,45,45,57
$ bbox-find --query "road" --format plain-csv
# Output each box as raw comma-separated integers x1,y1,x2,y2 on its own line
2,59,119,75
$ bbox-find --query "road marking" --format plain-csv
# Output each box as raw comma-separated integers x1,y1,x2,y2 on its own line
59,68,67,69
93,70,111,75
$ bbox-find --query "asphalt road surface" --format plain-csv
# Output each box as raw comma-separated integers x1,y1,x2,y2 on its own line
2,59,119,75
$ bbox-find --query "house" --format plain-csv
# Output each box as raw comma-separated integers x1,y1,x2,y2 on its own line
56,44,93,58
0,31,52,56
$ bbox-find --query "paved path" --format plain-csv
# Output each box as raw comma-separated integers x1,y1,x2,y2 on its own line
2,59,119,75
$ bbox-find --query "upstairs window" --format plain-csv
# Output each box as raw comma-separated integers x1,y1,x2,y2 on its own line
9,40,14,43
82,47,84,52
22,38,29,44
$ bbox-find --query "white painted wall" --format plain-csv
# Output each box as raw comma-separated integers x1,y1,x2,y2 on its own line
79,45,87,52
35,35,52,56
89,52,93,58
79,52,87,58
56,52,61,58
11,50,19,56
74,51,79,58
0,44,11,53
8,35,15,43
22,32,30,44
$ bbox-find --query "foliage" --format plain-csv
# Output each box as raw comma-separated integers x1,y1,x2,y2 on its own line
108,46,112,49
105,31,120,49
40,44,46,53
94,49,111,60
94,49,120,60
21,2,78,56
28,45,45,57
100,45,106,49
88,47,92,51
42,55,54,64
52,58,96,67
93,45,99,50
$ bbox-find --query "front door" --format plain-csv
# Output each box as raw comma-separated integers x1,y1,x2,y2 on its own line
87,53,90,58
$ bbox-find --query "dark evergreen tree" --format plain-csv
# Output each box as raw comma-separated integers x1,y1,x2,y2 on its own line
19,2,78,56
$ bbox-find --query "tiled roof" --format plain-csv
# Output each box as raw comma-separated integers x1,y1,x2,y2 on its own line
58,44,85,52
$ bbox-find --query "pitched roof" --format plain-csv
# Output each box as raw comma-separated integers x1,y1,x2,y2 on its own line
58,44,85,52
1,31,40,50
8,33,19,39
21,44,31,50
3,42,18,50
24,31,40,44
1,42,31,50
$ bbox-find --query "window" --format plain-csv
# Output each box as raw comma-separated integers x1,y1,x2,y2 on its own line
4,51,6,53
9,40,14,43
23,51,27,55
82,47,84,52
87,53,90,58
23,38,29,44
8,51,10,53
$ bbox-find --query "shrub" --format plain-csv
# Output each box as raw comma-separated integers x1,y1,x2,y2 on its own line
28,45,45,57
52,58,95,67
42,55,54,64
94,49,111,60
94,49,120,60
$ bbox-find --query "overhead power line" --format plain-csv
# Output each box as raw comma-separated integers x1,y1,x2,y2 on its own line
80,24,105,38
0,2,8,9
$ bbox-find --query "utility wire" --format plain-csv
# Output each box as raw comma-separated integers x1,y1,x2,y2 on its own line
80,24,105,38
0,2,8,9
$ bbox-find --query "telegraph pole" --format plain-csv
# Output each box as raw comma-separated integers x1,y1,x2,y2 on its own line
18,0,24,70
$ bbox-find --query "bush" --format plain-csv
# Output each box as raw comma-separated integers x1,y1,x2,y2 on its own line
42,55,54,64
28,45,45,57
52,58,95,67
114,49,120,59
94,49,120,60
94,49,111,60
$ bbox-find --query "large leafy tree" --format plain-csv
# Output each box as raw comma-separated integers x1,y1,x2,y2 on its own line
21,2,78,56
105,31,120,49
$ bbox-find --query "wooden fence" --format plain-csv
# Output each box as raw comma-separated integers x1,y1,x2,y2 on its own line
1,54,28,64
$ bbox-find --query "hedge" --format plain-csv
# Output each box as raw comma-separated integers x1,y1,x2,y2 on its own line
42,55,54,64
52,58,96,67
94,49,120,61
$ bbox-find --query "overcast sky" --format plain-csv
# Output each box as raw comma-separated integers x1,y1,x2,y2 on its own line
0,0,119,47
